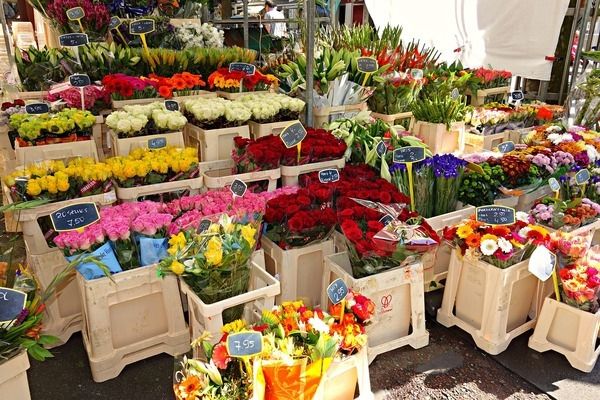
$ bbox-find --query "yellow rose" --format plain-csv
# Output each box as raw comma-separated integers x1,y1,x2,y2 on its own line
26,180,41,196
241,225,256,247
170,260,185,275
204,236,223,266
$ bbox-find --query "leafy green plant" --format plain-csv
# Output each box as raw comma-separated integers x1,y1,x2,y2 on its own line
411,93,468,127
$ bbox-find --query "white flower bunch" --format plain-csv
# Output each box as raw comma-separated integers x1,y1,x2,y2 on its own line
183,98,251,124
106,110,148,134
176,22,224,49
236,93,305,121
224,101,252,123
152,109,187,131
122,102,165,118
547,132,573,145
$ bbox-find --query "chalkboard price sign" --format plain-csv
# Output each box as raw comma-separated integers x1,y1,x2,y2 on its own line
393,146,426,163
476,205,516,226
66,6,85,21
59,33,88,47
356,57,378,73
25,103,49,115
227,331,263,357
148,137,167,149
197,219,212,233
280,121,307,148
318,168,340,183
109,16,122,30
379,214,394,226
229,62,256,76
376,141,387,157
510,91,524,102
69,74,91,87
548,177,560,192
497,141,515,153
51,202,100,232
0,288,27,327
576,169,590,185
130,19,156,35
165,100,179,111
410,68,424,80
230,179,247,197
327,278,349,305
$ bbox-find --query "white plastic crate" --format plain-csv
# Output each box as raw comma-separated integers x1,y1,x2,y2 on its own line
0,351,31,400
463,131,507,153
185,123,250,162
280,158,345,187
78,264,190,382
199,159,280,192
322,252,429,364
15,139,99,166
180,261,279,347
248,120,299,139
261,236,335,307
115,176,203,202
529,297,600,373
109,130,185,157
437,250,541,355
313,348,373,400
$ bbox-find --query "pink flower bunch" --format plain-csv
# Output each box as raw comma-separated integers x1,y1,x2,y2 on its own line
131,213,173,236
473,67,512,86
531,203,554,223
46,85,109,110
47,0,110,35
54,222,105,254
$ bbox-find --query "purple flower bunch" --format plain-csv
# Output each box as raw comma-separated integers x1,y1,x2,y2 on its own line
47,0,110,37
528,151,575,175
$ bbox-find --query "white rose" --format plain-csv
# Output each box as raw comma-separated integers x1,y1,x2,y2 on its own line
116,119,132,133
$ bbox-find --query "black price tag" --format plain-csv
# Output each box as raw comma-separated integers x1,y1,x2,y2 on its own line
59,33,89,47
379,214,394,226
393,146,426,163
280,121,307,149
165,100,179,111
497,141,515,153
548,177,560,192
318,168,339,183
356,57,378,73
230,179,247,197
148,137,167,149
66,6,85,21
129,19,156,35
50,203,100,232
227,331,262,357
376,141,387,157
327,278,349,305
576,169,590,185
69,74,91,87
109,16,122,30
510,91,524,102
25,103,49,114
229,62,256,76
197,219,211,233
476,205,516,226
0,288,27,326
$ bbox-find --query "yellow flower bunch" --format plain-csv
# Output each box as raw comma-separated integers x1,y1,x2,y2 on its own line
106,147,198,183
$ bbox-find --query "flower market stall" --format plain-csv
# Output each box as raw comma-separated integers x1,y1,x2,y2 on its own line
1,3,600,399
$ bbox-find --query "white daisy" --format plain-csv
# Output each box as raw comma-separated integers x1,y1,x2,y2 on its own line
480,239,499,256
497,237,513,253
516,211,530,223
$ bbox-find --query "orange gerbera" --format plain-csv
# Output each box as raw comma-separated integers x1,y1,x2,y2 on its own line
491,226,511,237
172,77,187,90
158,85,173,98
465,233,481,248
282,316,298,333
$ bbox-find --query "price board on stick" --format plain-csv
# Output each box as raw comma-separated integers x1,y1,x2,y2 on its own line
129,19,155,35
475,205,516,226
393,146,426,163
229,62,256,76
327,278,349,305
548,177,561,192
497,141,515,154
50,203,100,232
227,331,263,357
0,288,27,328
576,169,590,185
318,168,340,183
69,74,91,87
66,7,84,21
109,16,122,30
197,219,211,233
376,141,387,157
165,100,179,111
509,90,524,106
410,69,424,80
356,57,378,73
59,33,88,47
25,103,49,115
280,121,307,149
230,179,247,197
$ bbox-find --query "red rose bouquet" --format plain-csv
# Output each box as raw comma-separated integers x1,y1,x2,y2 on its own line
264,188,336,249
232,135,285,173
280,129,347,166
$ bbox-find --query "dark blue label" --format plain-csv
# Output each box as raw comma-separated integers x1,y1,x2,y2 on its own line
229,62,256,76
197,219,211,233
497,141,515,153
393,146,426,163
230,179,247,197
576,169,590,185
51,203,100,232
356,57,378,73
130,19,155,35
376,141,387,157
148,137,167,149
280,121,307,148
66,6,84,20
59,33,88,47
25,103,49,114
69,74,91,87
476,205,516,226
510,91,524,101
0,288,27,324
109,16,122,30
318,168,339,183
227,332,262,357
165,100,179,111
327,278,348,305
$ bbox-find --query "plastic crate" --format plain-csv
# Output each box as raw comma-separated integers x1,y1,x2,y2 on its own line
467,86,510,106
115,177,203,202
109,130,185,157
199,160,280,192
313,348,373,400
92,116,105,161
280,158,345,187
248,120,299,139
370,111,414,131
412,121,465,154
528,296,600,373
322,252,429,364
29,251,82,346
181,261,280,346
463,131,507,153
437,250,541,355
15,139,99,166
77,264,190,382
185,123,250,162
261,236,335,307
515,185,553,212
423,206,475,291
216,90,269,100
313,103,367,129
0,351,31,400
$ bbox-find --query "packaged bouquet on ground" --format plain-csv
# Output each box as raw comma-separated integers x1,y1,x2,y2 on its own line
105,102,187,138
183,97,251,129
106,146,199,187
9,108,97,146
530,197,600,231
208,67,278,93
443,212,550,268
235,93,305,123
3,158,113,202
158,213,261,322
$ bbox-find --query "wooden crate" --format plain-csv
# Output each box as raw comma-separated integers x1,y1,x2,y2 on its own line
515,185,554,212
261,236,335,307
463,131,507,153
313,103,367,128
15,139,98,166
17,91,47,101
115,177,203,202
92,116,105,161
180,261,279,348
199,159,280,192
280,158,345,187
78,264,190,382
437,250,541,355
467,86,510,106
322,252,429,363
109,130,185,157
185,123,250,162
529,297,600,373
412,121,465,154
248,120,299,139
216,90,269,100
370,111,414,131
0,351,31,400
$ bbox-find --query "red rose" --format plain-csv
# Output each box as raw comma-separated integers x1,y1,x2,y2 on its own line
379,191,392,203
367,220,384,232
